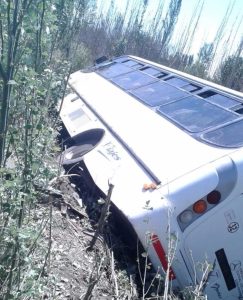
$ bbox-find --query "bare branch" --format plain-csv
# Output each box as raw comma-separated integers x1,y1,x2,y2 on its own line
0,62,7,81
0,18,4,61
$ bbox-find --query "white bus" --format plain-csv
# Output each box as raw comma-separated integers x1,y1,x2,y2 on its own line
60,55,243,299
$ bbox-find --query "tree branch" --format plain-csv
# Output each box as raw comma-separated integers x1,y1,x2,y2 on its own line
0,18,4,61
0,62,7,81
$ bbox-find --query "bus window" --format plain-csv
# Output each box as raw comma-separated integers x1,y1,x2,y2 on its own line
203,119,243,147
111,70,156,90
198,90,216,98
160,76,201,92
121,60,144,68
234,106,243,114
164,76,189,87
157,73,168,79
181,83,201,92
140,66,161,76
97,62,132,78
130,81,188,107
157,96,239,133
199,92,239,108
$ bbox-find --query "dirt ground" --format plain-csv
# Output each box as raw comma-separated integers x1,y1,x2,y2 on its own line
41,165,141,300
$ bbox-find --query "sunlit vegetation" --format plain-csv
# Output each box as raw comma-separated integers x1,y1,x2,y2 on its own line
0,0,242,299
78,0,242,91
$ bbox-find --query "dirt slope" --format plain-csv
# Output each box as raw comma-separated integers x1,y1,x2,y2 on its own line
42,174,139,300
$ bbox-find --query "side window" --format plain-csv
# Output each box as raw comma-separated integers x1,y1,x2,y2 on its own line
130,81,188,107
96,57,243,147
202,119,243,148
199,91,239,109
140,67,161,76
121,60,144,68
157,96,238,133
97,63,132,78
164,77,189,87
111,71,156,90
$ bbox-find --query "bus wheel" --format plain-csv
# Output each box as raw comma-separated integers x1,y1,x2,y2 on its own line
61,128,105,166
61,144,92,166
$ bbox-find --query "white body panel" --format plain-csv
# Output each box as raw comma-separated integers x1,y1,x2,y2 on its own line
60,55,243,298
67,71,232,184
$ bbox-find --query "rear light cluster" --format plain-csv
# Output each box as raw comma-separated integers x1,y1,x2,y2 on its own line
178,190,221,231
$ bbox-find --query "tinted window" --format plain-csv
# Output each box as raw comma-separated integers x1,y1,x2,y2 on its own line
111,71,156,90
205,94,239,109
140,67,161,76
130,81,189,107
98,63,132,78
157,96,238,133
182,84,201,92
202,120,243,147
164,77,189,87
199,90,216,98
235,106,243,114
157,73,168,78
114,57,129,63
122,60,143,68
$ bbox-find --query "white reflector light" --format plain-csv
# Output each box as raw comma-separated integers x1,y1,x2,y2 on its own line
179,210,193,224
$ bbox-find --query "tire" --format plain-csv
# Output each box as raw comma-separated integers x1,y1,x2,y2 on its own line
61,128,105,166
61,143,93,166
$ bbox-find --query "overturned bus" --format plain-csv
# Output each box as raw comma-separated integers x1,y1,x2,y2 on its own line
59,55,243,299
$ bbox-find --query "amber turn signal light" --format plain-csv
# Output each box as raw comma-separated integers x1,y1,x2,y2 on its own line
193,199,207,214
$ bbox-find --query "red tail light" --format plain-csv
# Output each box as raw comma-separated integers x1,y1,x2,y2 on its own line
207,190,221,204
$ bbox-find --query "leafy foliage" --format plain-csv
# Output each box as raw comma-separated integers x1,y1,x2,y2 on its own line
76,0,242,91
217,54,243,91
0,0,241,298
0,0,93,298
